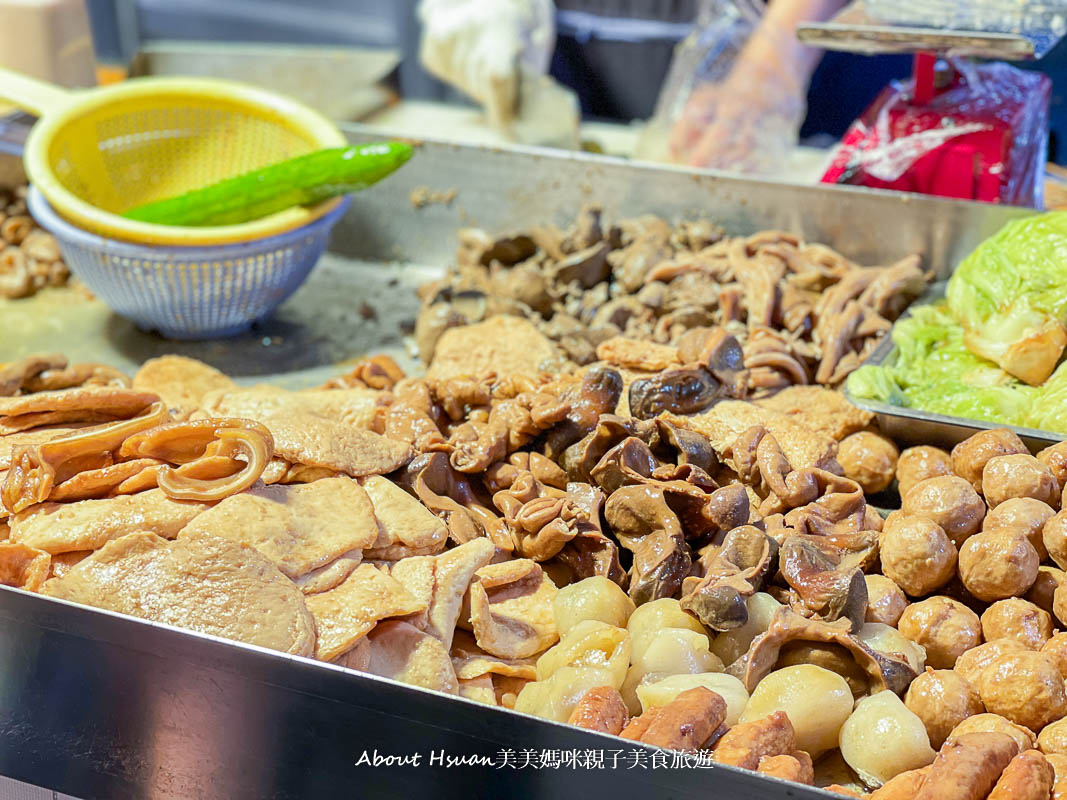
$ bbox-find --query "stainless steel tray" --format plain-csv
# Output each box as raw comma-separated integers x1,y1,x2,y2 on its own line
796,0,1048,58
844,284,1067,452
0,131,1036,799
2,126,1033,374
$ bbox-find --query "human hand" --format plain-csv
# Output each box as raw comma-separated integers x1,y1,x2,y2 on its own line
418,0,555,129
669,56,807,171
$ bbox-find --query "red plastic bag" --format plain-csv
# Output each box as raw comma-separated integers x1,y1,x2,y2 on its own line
821,60,1050,207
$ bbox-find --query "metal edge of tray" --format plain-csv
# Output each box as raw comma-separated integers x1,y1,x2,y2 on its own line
796,0,1039,58
4,131,1035,381
0,584,832,800
335,124,1036,283
0,130,1038,800
843,287,1067,452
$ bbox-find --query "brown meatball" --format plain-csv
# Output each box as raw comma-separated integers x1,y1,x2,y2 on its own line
881,516,958,598
958,528,1040,602
864,574,908,627
905,667,984,749
838,431,898,495
1044,633,1067,682
1050,754,1067,800
983,454,1059,509
1046,511,1067,571
1042,719,1067,756
955,639,1030,688
902,475,986,547
1054,582,1067,628
980,598,1054,650
979,651,1067,731
898,596,982,669
1029,567,1067,617
985,497,1054,561
947,713,1038,753
882,509,908,537
952,429,1029,493
897,445,953,497
1039,442,1067,495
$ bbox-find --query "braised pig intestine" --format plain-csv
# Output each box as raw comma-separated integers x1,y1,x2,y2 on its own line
0,354,129,397
2,400,169,512
416,208,927,389
119,418,274,501
1,408,274,511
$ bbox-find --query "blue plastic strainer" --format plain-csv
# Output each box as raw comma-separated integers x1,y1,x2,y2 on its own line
27,185,351,340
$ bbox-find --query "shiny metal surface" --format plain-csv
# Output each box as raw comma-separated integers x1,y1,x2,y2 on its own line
0,134,1037,799
797,0,1042,58
0,587,826,800
2,134,1032,382
844,285,1065,452
339,126,1034,283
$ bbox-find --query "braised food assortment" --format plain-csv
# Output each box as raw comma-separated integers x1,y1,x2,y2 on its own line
0,181,69,299
3,211,1060,800
416,206,928,394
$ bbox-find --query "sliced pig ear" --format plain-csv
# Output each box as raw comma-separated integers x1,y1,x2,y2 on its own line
390,537,496,651
132,355,236,421
457,673,497,705
179,477,379,580
469,559,559,659
363,620,459,695
294,549,362,596
305,563,427,662
0,354,68,396
0,541,49,590
332,636,371,672
48,458,162,504
361,474,447,555
0,385,158,421
450,629,537,682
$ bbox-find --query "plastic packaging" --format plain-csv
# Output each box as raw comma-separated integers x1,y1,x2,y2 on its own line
821,60,1051,207
634,0,804,173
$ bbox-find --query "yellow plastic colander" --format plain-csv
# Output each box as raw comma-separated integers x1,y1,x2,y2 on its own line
0,67,348,245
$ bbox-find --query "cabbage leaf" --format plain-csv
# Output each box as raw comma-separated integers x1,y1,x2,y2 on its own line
947,212,1067,385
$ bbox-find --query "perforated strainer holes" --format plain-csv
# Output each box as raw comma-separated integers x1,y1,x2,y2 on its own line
50,96,318,213
28,186,349,338
52,140,94,207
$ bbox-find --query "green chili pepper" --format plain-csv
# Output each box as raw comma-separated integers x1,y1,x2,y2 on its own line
122,142,413,226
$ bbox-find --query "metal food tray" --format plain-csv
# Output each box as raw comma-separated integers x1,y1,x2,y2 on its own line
843,284,1067,453
0,129,1035,800
795,0,1048,59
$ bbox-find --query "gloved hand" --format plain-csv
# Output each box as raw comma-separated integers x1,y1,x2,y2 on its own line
670,62,807,170
669,23,808,171
418,0,556,130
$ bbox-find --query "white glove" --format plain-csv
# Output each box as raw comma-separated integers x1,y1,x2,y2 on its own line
418,0,556,129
